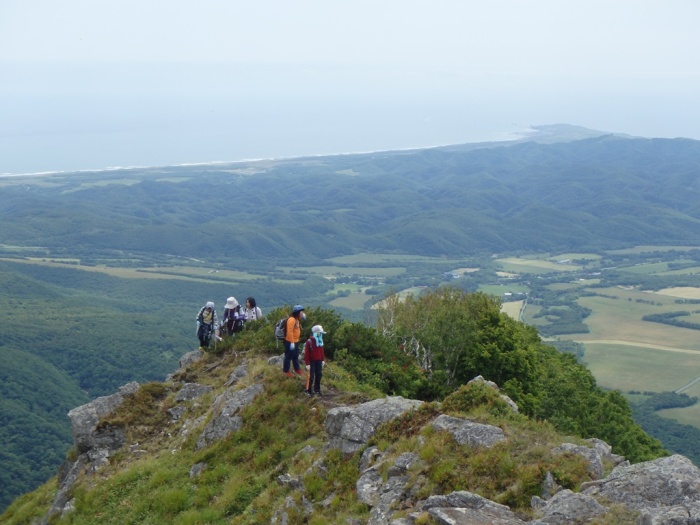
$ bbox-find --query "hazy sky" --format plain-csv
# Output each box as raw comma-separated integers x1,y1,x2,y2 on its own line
2,0,699,174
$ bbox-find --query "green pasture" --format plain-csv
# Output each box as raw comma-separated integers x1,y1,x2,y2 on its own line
496,258,580,275
575,289,700,351
478,284,529,296
329,291,371,310
606,245,700,255
521,304,545,326
137,266,266,281
581,343,700,393
662,266,700,276
278,265,405,277
500,300,524,320
617,262,671,275
546,280,600,291
0,258,271,285
659,400,700,428
326,253,467,265
329,283,364,294
547,252,602,262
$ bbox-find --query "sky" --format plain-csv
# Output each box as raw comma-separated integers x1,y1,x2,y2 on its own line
1,0,699,174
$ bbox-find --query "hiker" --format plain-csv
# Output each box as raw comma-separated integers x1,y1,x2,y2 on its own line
243,296,263,321
196,301,218,350
220,296,244,336
304,325,327,396
282,304,306,377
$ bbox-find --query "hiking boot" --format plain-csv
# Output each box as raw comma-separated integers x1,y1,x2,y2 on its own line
314,391,322,397
304,390,313,397
284,371,294,378
294,369,303,376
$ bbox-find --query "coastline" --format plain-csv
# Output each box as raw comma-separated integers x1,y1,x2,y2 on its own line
0,128,534,179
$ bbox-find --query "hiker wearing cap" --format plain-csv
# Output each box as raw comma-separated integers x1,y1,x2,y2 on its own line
195,301,218,350
220,296,244,336
303,325,327,396
283,305,306,377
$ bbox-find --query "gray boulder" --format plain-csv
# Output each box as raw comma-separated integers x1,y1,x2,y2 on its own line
224,362,249,386
367,475,410,525
530,489,607,524
196,383,264,449
582,454,700,511
175,382,213,402
432,414,506,448
67,381,139,452
357,468,383,506
325,397,424,454
553,443,605,480
422,491,526,524
178,349,203,370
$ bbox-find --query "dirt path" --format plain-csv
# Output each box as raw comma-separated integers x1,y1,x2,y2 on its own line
575,339,700,356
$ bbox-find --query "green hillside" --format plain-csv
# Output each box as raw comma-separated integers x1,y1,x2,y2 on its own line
1,291,665,524
1,126,700,512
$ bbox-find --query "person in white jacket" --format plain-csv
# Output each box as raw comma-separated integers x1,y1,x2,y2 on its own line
244,297,263,321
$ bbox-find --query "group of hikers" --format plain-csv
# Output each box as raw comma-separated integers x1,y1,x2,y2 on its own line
195,301,326,397
196,296,262,348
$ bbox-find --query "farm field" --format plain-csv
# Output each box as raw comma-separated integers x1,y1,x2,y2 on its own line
500,300,524,320
582,343,700,393
573,290,700,352
659,401,700,427
0,258,270,283
278,265,405,277
511,248,700,432
496,257,581,274
327,252,468,265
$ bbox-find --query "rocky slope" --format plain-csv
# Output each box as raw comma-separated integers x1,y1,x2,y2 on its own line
9,349,700,525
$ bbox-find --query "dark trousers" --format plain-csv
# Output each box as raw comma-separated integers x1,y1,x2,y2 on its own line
197,324,212,348
308,360,323,393
283,341,300,372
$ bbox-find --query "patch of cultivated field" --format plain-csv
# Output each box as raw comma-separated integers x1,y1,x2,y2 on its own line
618,262,671,274
658,390,700,427
372,287,428,309
479,284,529,296
451,267,480,274
548,252,602,261
279,265,405,277
501,300,524,320
0,258,266,283
329,292,371,310
497,257,581,273
661,267,700,276
582,343,700,393
651,287,700,299
606,245,700,255
327,253,467,265
573,289,700,352
547,280,600,291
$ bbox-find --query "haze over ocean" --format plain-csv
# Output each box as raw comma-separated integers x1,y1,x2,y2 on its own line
3,62,696,176
2,2,699,175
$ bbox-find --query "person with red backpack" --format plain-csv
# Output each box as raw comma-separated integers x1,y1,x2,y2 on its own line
303,325,326,396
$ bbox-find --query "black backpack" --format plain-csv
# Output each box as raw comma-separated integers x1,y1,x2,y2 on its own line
231,316,245,333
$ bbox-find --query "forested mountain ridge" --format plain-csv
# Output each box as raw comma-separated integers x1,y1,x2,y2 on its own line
2,125,700,514
1,129,699,263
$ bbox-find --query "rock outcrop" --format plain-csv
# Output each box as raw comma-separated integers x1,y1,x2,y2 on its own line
41,355,700,525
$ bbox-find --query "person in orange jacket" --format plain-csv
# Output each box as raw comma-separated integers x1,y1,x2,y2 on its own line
283,305,305,377
303,325,326,396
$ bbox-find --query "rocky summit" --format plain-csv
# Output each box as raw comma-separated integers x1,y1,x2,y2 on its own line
16,349,700,525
